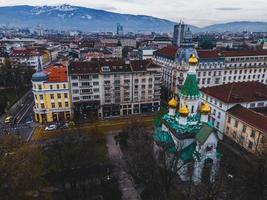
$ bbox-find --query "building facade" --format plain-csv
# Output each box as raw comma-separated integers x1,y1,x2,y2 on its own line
68,59,161,120
32,62,72,123
153,47,267,97
225,104,267,155
200,81,267,137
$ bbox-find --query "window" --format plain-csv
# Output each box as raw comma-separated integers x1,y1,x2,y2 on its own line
234,120,238,128
41,103,45,109
58,102,62,108
57,84,59,89
232,131,236,139
63,84,66,89
40,95,43,100
216,122,219,128
65,102,69,107
50,94,54,99
250,130,256,138
64,93,68,98
226,126,229,134
57,94,61,99
242,125,247,133
51,103,55,108
50,85,53,89
248,141,253,149
72,82,78,87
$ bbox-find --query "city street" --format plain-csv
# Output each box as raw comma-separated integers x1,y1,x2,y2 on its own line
0,92,36,141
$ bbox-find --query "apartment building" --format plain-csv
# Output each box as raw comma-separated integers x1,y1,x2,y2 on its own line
32,63,72,123
68,59,161,119
225,104,267,155
10,47,50,69
153,47,267,97
200,81,267,138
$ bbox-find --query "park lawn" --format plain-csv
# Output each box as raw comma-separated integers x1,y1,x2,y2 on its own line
32,115,154,142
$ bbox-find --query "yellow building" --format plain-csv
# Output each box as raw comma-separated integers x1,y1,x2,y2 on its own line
225,104,267,155
32,62,72,123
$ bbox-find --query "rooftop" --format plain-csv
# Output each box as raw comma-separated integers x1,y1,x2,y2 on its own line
43,64,68,83
227,104,267,133
155,48,267,60
153,46,178,60
201,81,267,103
68,59,161,75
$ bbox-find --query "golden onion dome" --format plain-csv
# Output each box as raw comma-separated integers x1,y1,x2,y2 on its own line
200,102,211,114
179,104,189,117
188,54,198,65
168,97,178,108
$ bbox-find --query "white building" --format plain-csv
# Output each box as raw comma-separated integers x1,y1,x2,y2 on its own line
200,81,267,138
153,47,267,97
138,48,156,60
68,59,161,119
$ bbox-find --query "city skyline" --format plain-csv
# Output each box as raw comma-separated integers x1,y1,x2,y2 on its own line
0,0,266,26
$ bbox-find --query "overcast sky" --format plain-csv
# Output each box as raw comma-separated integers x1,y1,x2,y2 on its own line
0,0,266,26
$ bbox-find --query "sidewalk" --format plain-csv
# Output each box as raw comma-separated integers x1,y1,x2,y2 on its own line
106,134,140,200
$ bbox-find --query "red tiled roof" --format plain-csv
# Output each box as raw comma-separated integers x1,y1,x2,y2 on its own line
197,50,222,59
44,64,68,83
11,48,43,57
197,49,267,59
201,81,267,103
228,104,267,133
154,46,178,59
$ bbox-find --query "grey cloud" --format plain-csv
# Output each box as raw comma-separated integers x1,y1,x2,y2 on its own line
216,7,242,11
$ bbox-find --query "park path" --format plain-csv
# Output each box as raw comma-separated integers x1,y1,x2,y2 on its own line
106,134,140,200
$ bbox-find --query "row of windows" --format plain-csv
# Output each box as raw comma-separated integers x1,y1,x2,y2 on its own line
36,93,68,100
197,68,266,77
37,101,69,109
198,74,266,85
227,117,257,138
33,84,67,90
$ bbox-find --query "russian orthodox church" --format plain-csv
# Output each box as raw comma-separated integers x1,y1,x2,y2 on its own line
153,54,221,185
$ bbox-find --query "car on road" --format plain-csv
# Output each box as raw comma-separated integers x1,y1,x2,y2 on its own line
4,116,13,124
26,117,33,124
59,122,69,129
45,124,57,131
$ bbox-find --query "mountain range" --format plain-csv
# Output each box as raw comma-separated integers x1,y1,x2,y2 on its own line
0,4,266,33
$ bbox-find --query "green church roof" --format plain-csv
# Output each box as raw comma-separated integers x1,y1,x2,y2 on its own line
179,74,200,98
195,123,214,145
180,142,196,162
153,128,174,144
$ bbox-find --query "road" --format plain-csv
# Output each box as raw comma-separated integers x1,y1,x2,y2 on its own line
106,134,140,200
0,92,35,141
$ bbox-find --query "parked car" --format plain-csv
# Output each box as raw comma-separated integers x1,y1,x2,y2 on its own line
45,124,57,131
59,122,69,129
4,116,13,124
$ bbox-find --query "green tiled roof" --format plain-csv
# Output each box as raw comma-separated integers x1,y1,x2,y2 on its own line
179,74,200,98
162,113,202,136
180,142,196,162
153,128,174,144
195,123,214,145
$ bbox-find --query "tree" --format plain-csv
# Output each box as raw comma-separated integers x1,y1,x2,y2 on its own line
120,120,188,200
0,135,46,200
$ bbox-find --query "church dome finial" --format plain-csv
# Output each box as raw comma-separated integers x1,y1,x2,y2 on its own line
188,54,198,65
179,104,189,117
168,97,178,108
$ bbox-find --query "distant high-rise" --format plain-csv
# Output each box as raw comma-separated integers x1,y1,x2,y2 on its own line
173,21,187,46
116,23,124,36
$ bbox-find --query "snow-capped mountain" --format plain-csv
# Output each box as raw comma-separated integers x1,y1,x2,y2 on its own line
0,4,266,33
0,4,179,32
